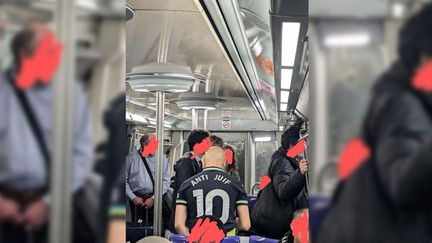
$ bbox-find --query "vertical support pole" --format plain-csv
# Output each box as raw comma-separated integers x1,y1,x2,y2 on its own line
245,133,255,195
191,109,198,129
154,91,165,236
203,78,211,130
309,24,328,192
153,13,171,236
191,81,200,129
51,0,76,243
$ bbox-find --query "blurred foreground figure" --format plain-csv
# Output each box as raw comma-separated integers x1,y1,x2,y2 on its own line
251,126,309,240
317,4,432,243
0,23,93,242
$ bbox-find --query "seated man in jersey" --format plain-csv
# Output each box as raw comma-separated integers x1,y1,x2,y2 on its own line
174,146,250,236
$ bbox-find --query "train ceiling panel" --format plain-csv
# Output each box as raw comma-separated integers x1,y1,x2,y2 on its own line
126,0,199,12
126,0,277,131
270,0,309,126
198,0,278,122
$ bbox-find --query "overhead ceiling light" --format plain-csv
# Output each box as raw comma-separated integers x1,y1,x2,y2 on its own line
280,90,290,103
324,32,371,47
147,124,172,129
126,112,173,128
32,0,99,11
129,113,147,123
280,103,288,111
281,22,301,67
127,63,205,93
392,2,405,18
173,92,225,110
281,68,293,90
254,136,272,142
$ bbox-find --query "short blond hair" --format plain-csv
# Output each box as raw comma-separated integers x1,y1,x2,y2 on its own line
202,146,226,168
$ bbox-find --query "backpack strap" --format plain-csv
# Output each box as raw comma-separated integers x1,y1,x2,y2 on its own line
140,155,155,190
7,70,51,192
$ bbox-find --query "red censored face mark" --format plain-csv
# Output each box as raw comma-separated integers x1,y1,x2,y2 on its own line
291,210,309,243
188,217,225,243
338,138,370,180
141,135,159,157
413,61,432,92
225,149,233,165
286,139,306,158
259,175,271,190
191,137,212,159
16,31,63,90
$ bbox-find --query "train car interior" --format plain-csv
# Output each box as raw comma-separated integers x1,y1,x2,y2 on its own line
125,0,308,241
1,0,429,242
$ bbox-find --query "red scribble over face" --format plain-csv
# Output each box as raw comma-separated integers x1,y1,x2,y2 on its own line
16,31,63,90
338,138,370,180
291,210,309,243
413,61,432,92
225,149,233,165
188,217,225,243
286,140,306,158
259,175,271,190
191,137,212,159
141,135,159,157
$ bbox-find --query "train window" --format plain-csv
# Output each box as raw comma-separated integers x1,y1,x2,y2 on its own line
255,141,278,185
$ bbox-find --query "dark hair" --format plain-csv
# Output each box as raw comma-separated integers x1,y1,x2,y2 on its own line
139,133,152,147
398,3,432,71
281,125,300,150
187,129,210,150
11,28,35,66
210,135,224,148
224,144,238,171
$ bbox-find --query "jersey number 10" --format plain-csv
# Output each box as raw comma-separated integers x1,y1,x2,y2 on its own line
193,189,230,224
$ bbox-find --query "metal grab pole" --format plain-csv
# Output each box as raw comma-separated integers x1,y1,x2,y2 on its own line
191,109,198,129
191,80,200,129
154,91,165,236
153,13,172,236
299,131,310,193
203,77,211,130
51,0,76,243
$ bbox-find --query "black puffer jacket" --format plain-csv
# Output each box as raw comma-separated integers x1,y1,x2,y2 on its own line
251,147,308,239
316,61,432,243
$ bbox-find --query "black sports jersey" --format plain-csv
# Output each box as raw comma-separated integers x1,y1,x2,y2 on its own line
176,167,248,232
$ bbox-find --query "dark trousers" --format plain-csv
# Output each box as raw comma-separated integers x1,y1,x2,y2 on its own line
0,187,46,243
0,223,47,243
129,199,154,225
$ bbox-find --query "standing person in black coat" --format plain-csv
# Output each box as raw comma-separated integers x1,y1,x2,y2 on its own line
169,129,211,232
316,4,432,243
251,126,309,240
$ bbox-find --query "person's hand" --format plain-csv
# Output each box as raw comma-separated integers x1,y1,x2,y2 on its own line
143,197,154,209
23,200,48,231
0,197,22,223
299,159,309,175
132,197,145,207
